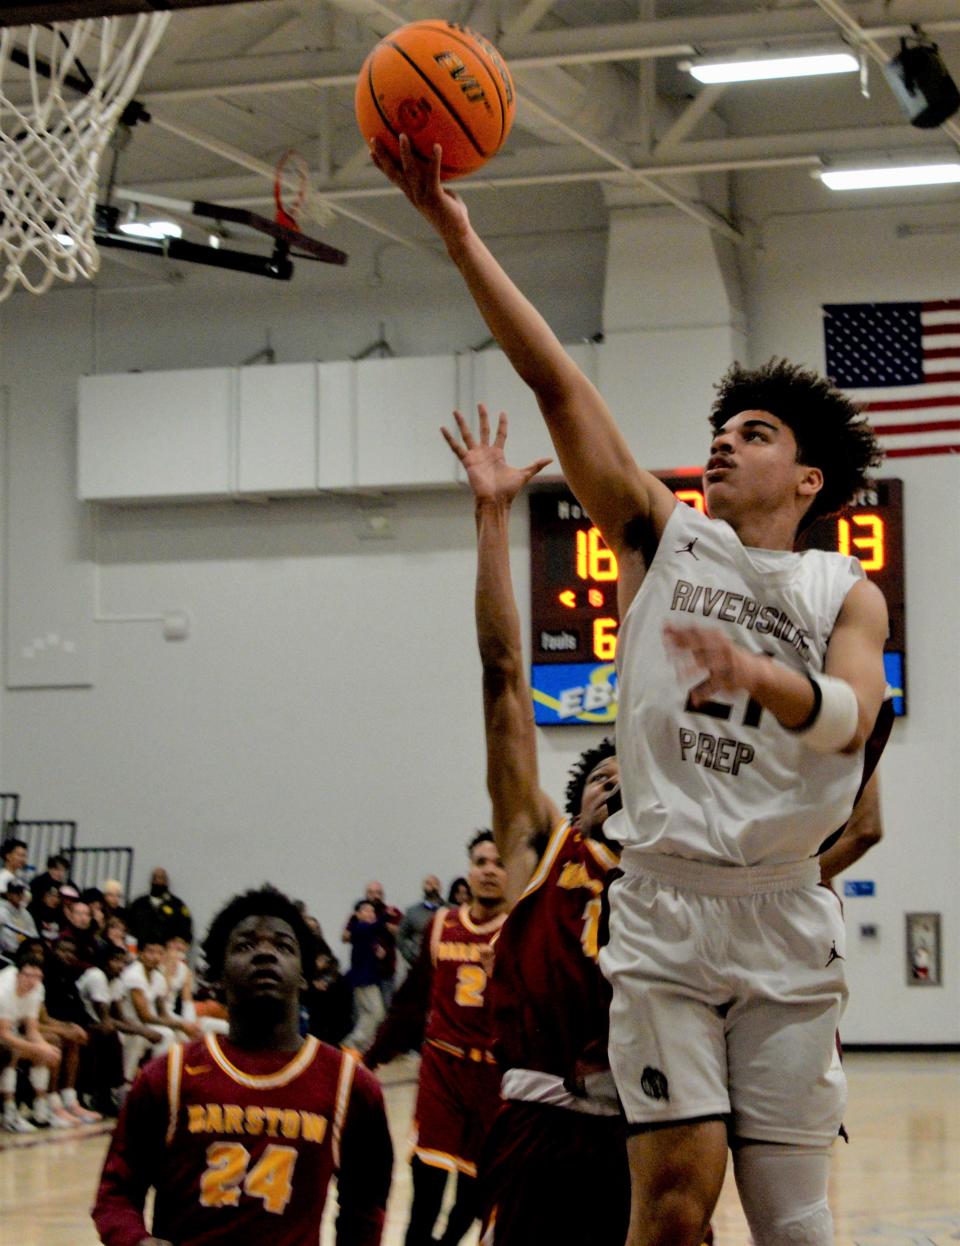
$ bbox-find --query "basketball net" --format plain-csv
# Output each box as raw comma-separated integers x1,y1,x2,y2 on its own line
273,148,337,234
0,15,170,301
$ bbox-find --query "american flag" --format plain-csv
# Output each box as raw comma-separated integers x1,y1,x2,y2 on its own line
823,300,960,458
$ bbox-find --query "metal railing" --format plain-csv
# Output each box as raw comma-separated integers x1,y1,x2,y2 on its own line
70,845,134,902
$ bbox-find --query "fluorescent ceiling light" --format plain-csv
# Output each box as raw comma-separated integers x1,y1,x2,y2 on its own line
819,163,960,190
118,219,183,240
684,52,858,84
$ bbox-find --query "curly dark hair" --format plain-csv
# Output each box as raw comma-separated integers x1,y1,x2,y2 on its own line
565,737,616,818
202,884,315,981
467,828,495,858
709,359,883,530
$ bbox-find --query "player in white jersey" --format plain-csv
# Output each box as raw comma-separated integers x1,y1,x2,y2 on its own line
370,137,889,1246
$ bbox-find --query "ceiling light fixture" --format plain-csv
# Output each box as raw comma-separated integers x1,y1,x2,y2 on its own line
818,163,960,190
682,51,858,84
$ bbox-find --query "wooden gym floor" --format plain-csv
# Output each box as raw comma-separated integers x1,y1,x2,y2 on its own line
1,1051,957,1245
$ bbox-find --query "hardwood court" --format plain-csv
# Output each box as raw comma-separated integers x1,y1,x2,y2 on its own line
1,1052,957,1246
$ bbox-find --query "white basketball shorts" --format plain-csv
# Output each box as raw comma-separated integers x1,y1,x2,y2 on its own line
600,852,848,1145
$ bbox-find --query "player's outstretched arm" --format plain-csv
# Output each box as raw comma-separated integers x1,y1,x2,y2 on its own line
443,407,560,904
372,137,676,557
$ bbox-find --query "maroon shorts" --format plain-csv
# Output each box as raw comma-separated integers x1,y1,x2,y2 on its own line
412,1041,502,1176
478,1099,630,1246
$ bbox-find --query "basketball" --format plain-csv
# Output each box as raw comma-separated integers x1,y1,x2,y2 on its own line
355,20,515,180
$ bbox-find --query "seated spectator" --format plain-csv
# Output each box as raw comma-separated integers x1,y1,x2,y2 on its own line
76,944,131,1116
304,941,353,1048
397,874,444,967
103,913,133,955
0,880,39,964
81,887,107,939
30,853,73,907
0,837,28,895
341,900,388,1054
127,867,193,947
38,933,101,1124
60,894,99,968
101,879,128,927
160,937,229,1039
447,876,471,906
116,939,200,1089
29,881,64,943
0,942,62,1132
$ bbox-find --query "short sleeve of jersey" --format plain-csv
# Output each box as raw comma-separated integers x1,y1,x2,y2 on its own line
78,966,110,1006
121,960,148,993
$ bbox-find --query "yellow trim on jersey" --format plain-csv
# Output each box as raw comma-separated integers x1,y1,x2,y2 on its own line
584,835,620,872
459,905,508,937
165,1043,183,1145
516,817,573,904
205,1033,319,1090
331,1049,357,1171
429,907,450,967
414,1146,477,1178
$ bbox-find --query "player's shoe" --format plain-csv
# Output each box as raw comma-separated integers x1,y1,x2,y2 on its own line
3,1106,37,1133
32,1098,74,1129
65,1102,103,1123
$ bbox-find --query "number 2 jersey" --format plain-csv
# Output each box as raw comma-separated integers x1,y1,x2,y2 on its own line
92,1033,392,1246
611,501,868,866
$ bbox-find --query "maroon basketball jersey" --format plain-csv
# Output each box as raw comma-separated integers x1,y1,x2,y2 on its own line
491,819,620,1089
93,1033,392,1246
423,904,506,1056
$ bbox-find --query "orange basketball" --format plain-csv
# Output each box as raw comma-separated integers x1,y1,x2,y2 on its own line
355,20,515,180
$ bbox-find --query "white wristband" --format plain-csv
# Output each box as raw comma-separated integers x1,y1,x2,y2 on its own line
793,674,859,753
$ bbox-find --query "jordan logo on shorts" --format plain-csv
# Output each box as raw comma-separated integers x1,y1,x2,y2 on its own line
825,941,844,967
640,1066,670,1101
676,539,700,559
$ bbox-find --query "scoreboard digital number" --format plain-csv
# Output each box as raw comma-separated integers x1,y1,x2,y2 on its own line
529,476,906,726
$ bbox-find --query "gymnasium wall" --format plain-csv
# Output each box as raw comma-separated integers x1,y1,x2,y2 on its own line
0,188,956,1043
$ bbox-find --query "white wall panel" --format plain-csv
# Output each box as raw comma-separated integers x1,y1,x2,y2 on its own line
238,363,316,494
355,355,460,487
79,368,233,501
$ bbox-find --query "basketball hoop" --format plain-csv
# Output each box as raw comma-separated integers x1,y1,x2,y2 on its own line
0,14,170,301
273,148,336,233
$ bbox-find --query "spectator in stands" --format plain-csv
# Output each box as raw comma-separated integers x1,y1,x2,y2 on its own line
304,938,353,1048
0,837,28,895
1,880,39,963
60,894,99,968
29,880,63,943
361,880,402,1006
76,944,131,1116
117,938,200,1089
101,878,128,925
38,933,101,1123
341,900,389,1053
397,874,444,967
81,887,106,937
161,933,199,1025
30,853,73,906
103,913,131,954
447,876,471,906
127,866,193,947
0,942,64,1132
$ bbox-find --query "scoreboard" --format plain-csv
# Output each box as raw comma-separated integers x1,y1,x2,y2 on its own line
529,475,906,726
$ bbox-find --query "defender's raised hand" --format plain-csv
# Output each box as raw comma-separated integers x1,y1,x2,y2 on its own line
442,405,551,505
369,135,471,245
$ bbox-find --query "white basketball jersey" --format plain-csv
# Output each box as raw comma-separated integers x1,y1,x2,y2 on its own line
610,502,866,866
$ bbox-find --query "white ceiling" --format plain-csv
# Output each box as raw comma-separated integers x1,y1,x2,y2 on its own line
7,1,960,283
